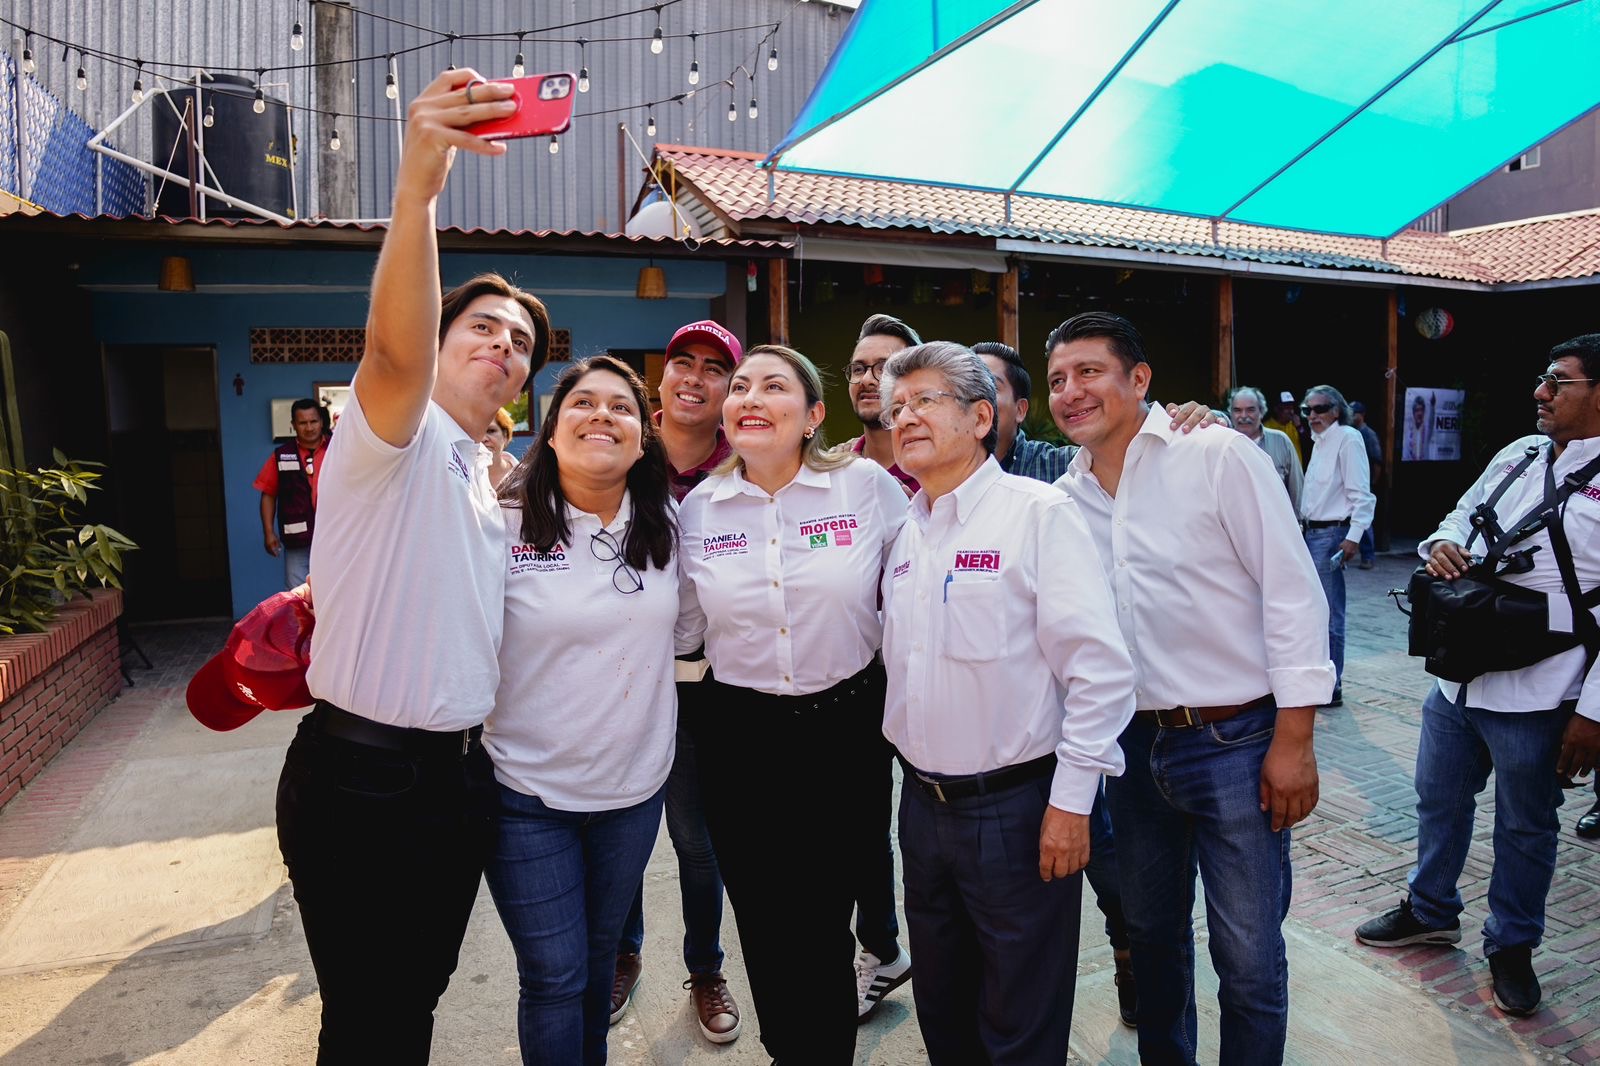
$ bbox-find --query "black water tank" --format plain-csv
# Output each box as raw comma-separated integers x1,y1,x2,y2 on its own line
152,73,294,219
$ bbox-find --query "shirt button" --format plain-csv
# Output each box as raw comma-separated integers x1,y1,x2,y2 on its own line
1116,517,1125,526
914,643,923,652
1117,559,1127,567
783,674,790,683
772,580,780,588
1121,602,1129,610
771,538,777,545
779,627,788,635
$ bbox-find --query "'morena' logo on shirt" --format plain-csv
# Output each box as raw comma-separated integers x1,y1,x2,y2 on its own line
703,532,749,559
952,550,1001,573
510,542,571,575
799,513,857,549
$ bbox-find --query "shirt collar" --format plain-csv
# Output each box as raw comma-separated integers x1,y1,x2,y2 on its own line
1556,434,1600,469
1311,424,1338,443
912,454,1002,527
710,461,831,501
565,491,633,534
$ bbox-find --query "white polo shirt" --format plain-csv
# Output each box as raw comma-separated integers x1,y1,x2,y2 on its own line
881,458,1136,815
677,457,908,696
486,495,689,811
1057,406,1335,712
306,387,506,730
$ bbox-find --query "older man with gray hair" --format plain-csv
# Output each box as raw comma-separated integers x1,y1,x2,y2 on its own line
1230,386,1304,509
1300,384,1375,706
877,340,1136,1065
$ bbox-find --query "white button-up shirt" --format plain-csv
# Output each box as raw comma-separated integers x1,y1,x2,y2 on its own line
1302,423,1376,544
882,458,1136,815
487,496,694,812
1423,434,1600,722
678,457,908,696
1057,407,1335,712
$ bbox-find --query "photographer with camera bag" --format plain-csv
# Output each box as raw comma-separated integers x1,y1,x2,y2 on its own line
1355,334,1600,1018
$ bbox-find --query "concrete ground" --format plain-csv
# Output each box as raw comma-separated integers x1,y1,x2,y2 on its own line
0,551,1597,1064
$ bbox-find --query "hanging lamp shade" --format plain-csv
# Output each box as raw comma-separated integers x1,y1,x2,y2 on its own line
159,256,195,292
636,265,668,300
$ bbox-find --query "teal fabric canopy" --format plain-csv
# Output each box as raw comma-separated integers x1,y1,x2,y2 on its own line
768,0,1600,237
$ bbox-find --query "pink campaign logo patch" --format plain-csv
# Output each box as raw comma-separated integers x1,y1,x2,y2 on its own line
703,532,750,559
952,550,1001,574
798,513,859,549
891,559,912,580
510,542,571,575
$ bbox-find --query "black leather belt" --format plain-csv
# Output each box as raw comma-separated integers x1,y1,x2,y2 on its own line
1305,518,1350,529
1136,693,1273,729
312,702,482,757
899,753,1055,804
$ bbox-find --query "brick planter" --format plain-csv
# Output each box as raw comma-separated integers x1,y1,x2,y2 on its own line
0,589,124,810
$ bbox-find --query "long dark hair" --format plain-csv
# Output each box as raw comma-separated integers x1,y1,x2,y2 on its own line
498,355,676,571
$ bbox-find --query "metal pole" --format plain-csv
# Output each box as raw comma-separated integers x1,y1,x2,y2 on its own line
194,70,207,221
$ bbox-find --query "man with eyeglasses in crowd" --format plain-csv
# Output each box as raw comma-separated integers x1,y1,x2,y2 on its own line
846,314,924,497
1299,385,1375,708
1357,335,1600,1017
1228,386,1304,510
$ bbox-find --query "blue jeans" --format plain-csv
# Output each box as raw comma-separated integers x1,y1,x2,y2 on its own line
1303,523,1349,691
618,719,725,975
486,784,667,1066
1105,702,1292,1066
284,545,311,589
1083,782,1129,951
1407,684,1571,957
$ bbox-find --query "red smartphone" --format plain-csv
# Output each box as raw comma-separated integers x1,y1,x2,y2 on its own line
465,73,577,141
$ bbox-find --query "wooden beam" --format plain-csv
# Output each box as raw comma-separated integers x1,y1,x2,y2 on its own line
998,261,1020,351
1213,275,1234,404
1380,287,1400,551
768,259,789,346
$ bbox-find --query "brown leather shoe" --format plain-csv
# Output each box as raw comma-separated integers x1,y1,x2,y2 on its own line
686,971,741,1044
610,952,642,1025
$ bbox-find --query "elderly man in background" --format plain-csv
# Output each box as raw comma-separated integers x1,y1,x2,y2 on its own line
1229,386,1304,510
1299,386,1376,707
878,340,1136,1065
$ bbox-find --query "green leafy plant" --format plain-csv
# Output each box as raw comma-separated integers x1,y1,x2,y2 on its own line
0,450,138,635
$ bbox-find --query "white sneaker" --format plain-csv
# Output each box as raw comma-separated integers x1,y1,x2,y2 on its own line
855,948,912,1022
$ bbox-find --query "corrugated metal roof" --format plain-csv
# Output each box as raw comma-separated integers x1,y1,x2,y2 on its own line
654,144,1600,285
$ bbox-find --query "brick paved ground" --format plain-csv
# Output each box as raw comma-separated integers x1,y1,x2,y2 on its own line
1299,547,1600,1063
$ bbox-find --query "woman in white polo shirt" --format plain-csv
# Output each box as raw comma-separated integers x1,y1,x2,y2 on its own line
677,344,909,1065
484,355,690,1066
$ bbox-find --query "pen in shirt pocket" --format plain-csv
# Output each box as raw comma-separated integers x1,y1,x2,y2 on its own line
944,570,953,603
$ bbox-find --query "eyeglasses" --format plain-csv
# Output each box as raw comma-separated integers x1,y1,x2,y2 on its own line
880,389,965,429
1299,402,1335,417
590,529,643,595
845,361,888,383
1537,373,1597,395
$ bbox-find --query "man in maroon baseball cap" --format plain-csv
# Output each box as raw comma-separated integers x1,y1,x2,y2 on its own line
186,589,315,731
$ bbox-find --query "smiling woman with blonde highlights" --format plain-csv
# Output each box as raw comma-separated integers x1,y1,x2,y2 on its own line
484,355,693,1066
676,343,910,1063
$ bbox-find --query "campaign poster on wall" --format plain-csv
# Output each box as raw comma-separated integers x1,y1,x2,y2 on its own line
1401,388,1464,462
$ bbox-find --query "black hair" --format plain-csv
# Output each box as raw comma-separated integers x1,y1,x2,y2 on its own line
857,313,922,347
1043,311,1149,372
971,341,1030,402
1551,334,1600,382
498,355,676,572
439,272,553,372
290,397,331,435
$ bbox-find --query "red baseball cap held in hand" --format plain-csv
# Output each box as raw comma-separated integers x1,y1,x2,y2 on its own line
186,590,315,731
665,320,743,367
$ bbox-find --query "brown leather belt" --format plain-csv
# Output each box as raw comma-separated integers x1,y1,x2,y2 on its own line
1136,694,1273,729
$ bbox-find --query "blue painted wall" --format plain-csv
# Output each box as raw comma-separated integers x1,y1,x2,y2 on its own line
83,244,724,618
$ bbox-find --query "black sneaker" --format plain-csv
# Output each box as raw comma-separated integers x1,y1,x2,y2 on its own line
1113,953,1137,1028
1489,946,1541,1016
1354,898,1462,947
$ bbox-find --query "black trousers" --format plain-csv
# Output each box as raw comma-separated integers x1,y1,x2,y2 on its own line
688,663,885,1065
853,702,903,963
276,710,498,1065
899,767,1082,1066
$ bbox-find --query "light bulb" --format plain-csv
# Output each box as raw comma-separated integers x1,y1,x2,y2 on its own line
578,66,590,93
76,67,88,91
253,89,266,114
688,60,699,86
203,103,214,127
131,79,144,104
651,28,664,54
768,48,779,72
749,98,758,120
646,115,656,137
512,53,525,79
21,49,35,75
727,100,736,122
329,129,341,151
385,72,398,99
290,21,304,51
548,134,560,154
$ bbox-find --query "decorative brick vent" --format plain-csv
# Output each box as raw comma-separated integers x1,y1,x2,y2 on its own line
0,589,124,810
250,327,571,364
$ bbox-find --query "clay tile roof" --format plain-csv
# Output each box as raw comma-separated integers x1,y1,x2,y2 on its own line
655,144,1600,286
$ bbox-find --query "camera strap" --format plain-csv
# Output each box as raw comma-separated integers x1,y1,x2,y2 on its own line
1465,445,1541,555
